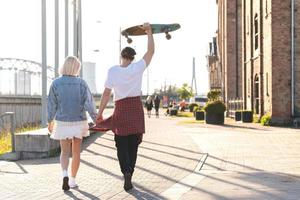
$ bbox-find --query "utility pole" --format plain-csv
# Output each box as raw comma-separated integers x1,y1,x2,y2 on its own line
65,0,69,57
119,27,122,64
147,67,149,95
41,0,47,127
78,0,82,77
55,0,59,78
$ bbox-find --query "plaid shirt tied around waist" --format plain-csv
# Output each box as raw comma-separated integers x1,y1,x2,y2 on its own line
97,96,145,136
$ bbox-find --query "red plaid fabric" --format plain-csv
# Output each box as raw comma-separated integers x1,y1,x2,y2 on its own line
97,96,145,136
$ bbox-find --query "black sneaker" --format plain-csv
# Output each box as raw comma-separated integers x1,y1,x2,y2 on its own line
62,177,70,191
123,173,133,191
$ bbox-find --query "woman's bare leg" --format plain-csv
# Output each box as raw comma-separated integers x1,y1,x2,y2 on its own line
60,139,71,172
71,137,82,177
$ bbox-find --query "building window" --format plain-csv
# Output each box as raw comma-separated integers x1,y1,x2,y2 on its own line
247,15,250,35
254,14,259,50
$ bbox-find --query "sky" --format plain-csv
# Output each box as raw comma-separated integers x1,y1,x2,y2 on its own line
0,0,217,95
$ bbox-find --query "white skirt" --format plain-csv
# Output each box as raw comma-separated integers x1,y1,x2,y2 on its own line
50,120,89,140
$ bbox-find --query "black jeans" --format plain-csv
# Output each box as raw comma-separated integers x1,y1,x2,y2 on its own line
114,134,139,175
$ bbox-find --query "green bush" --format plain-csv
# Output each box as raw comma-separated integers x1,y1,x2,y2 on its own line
253,115,261,123
261,113,271,126
194,106,203,112
189,103,198,112
193,105,199,112
204,100,226,114
207,90,222,101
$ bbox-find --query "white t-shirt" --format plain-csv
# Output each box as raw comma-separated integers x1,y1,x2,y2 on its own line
104,59,147,101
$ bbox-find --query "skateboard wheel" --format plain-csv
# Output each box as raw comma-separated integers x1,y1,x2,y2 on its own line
127,38,133,44
166,33,171,40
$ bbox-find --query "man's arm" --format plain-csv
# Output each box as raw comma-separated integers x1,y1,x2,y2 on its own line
96,87,112,123
142,23,155,66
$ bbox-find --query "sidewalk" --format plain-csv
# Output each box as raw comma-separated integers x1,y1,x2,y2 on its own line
179,117,300,200
0,112,201,199
0,111,300,199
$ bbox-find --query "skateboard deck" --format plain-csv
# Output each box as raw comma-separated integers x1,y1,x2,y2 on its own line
121,23,181,44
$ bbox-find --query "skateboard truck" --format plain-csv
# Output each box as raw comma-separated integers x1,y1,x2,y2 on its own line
122,32,133,44
127,37,133,44
165,32,171,40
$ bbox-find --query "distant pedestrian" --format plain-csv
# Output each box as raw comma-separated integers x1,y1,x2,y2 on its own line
154,95,160,118
145,95,153,118
47,56,97,191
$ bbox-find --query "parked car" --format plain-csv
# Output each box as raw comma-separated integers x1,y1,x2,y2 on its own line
189,96,208,107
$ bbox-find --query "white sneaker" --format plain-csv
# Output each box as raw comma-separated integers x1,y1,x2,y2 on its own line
68,177,78,188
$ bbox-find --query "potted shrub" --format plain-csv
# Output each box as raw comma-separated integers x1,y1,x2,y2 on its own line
204,100,226,124
235,110,242,121
242,110,253,123
193,105,199,116
195,107,205,121
189,103,198,112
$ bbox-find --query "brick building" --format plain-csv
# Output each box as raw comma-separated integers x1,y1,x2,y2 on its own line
242,0,300,124
215,0,243,103
213,0,300,124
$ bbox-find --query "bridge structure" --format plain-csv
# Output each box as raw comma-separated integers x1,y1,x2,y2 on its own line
0,58,54,96
0,0,83,127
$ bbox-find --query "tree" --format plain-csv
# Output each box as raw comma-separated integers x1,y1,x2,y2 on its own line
177,83,193,100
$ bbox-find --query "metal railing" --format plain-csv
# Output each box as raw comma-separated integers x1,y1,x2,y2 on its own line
0,112,15,152
228,98,243,118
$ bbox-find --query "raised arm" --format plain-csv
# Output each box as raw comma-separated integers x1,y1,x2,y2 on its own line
142,23,155,66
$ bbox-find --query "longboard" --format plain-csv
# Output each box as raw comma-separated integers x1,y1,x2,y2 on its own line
121,23,181,44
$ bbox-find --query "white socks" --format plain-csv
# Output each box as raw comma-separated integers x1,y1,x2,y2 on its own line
62,170,77,188
62,170,68,178
69,176,78,188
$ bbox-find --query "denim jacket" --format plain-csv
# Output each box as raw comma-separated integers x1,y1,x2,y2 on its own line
47,75,97,123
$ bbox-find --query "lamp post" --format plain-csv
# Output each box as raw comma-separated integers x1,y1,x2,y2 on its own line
65,0,69,57
55,0,59,78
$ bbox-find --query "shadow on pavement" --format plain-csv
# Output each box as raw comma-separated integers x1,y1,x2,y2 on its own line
1,132,103,174
127,187,162,200
80,159,166,199
198,154,300,199
64,189,101,200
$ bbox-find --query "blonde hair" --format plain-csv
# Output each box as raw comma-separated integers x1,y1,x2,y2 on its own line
146,95,152,103
59,56,81,76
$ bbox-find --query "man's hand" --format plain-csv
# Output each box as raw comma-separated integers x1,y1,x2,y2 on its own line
48,121,54,133
142,22,152,35
96,114,104,124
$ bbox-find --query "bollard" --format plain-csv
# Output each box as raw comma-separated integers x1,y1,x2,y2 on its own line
1,112,15,152
9,112,15,152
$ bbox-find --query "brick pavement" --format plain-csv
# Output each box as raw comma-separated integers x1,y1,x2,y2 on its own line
0,111,201,199
1,110,300,199
179,121,300,200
